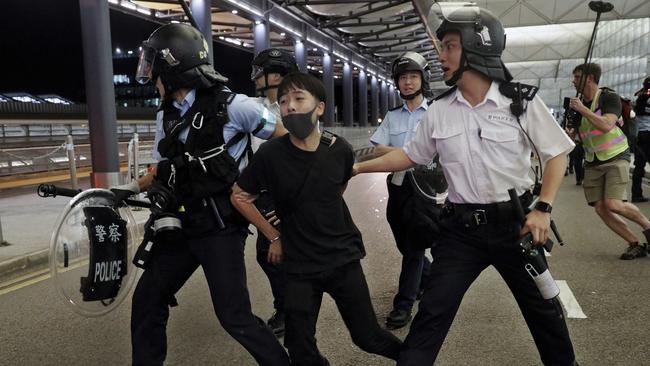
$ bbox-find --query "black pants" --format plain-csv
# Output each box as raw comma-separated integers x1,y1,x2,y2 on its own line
256,232,286,311
387,178,432,312
632,131,650,198
569,144,585,183
284,261,402,366
131,227,290,366
398,217,576,366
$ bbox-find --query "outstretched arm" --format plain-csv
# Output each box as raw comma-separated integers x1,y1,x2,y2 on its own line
353,148,416,176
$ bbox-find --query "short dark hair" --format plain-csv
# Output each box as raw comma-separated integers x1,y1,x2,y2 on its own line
277,72,326,103
573,63,602,84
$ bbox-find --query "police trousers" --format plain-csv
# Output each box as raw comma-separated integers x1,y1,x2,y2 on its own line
131,227,290,366
387,177,432,312
283,261,402,366
256,231,286,311
632,130,650,197
397,213,576,366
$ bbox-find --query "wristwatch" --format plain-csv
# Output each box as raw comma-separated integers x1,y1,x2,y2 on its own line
534,201,553,213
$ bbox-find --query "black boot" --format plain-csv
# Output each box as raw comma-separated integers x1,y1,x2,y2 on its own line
386,308,412,330
267,310,285,337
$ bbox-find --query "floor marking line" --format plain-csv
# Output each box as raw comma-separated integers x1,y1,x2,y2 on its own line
556,280,587,319
0,273,51,296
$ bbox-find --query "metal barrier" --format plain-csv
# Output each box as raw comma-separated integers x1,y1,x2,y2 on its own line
0,137,146,177
327,126,376,160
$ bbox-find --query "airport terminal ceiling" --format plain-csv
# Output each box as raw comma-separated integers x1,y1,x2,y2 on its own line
116,0,648,107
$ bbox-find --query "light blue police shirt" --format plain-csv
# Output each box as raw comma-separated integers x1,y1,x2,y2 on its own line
152,88,277,170
370,98,429,148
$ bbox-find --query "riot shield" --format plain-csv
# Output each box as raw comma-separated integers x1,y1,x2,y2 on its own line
44,187,141,317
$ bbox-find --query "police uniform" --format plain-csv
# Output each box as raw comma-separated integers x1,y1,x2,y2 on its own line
250,96,287,318
370,98,433,315
132,88,290,366
398,81,576,365
631,90,650,199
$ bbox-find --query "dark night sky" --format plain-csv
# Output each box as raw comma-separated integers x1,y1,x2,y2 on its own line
1,0,255,103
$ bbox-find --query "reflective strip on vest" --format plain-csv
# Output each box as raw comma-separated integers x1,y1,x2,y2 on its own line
580,89,628,162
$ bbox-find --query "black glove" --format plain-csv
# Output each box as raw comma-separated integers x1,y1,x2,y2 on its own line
110,181,140,207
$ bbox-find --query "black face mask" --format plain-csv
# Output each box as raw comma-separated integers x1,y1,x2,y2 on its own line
283,106,317,139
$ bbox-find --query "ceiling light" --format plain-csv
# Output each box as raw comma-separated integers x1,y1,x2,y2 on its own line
269,17,304,38
120,1,136,10
136,6,150,15
231,9,238,14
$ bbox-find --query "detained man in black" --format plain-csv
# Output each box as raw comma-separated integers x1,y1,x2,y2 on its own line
231,72,401,366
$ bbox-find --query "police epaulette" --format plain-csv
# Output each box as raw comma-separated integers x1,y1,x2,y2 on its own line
434,86,457,101
388,105,402,112
320,130,337,147
498,82,538,101
215,90,236,105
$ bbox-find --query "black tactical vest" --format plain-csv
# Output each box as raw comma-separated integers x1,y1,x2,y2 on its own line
156,86,245,208
635,93,650,116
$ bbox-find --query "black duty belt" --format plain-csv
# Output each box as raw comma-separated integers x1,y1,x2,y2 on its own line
442,191,533,228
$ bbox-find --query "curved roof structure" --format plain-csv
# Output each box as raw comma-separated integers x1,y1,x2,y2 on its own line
115,0,648,108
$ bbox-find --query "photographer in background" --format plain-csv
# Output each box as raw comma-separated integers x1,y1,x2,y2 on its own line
568,64,650,260
631,76,650,202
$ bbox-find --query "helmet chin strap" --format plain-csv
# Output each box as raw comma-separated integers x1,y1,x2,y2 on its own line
256,73,278,97
256,84,278,97
445,52,468,87
400,89,422,100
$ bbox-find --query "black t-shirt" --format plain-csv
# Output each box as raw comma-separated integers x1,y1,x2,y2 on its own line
237,134,365,274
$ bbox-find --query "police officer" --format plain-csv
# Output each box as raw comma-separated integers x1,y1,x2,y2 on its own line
353,5,577,365
370,51,435,329
250,48,299,336
113,23,290,365
631,76,650,201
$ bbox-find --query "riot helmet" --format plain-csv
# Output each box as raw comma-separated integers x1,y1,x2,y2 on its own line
429,4,512,86
136,23,227,95
391,51,432,99
251,48,299,95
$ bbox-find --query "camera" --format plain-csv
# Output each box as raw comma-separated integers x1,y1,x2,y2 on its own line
562,97,582,129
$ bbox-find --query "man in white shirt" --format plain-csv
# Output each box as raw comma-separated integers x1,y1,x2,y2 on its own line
353,5,577,365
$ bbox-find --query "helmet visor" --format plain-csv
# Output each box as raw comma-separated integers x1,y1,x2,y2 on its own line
251,65,265,81
427,3,481,34
135,45,157,85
